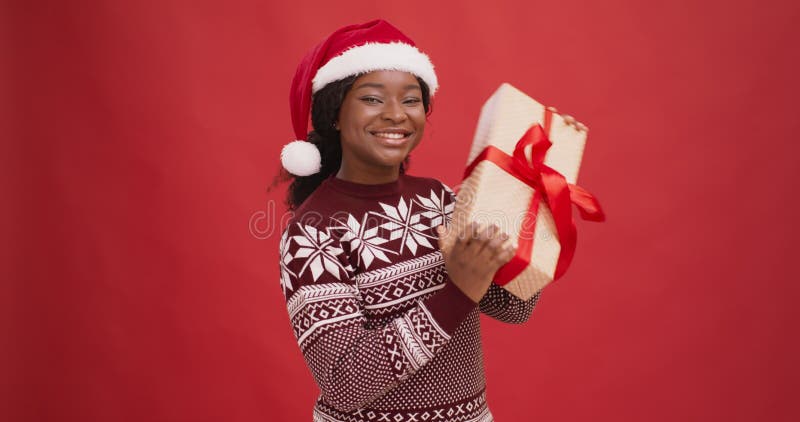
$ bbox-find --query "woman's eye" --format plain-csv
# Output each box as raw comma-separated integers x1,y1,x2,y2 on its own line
361,97,381,104
404,98,422,105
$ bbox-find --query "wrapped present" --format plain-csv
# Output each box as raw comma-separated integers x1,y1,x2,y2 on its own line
444,83,605,300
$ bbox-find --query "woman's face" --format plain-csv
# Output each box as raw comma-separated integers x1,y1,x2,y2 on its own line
336,70,427,174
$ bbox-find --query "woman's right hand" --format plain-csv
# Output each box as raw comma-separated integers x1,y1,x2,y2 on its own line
435,220,517,303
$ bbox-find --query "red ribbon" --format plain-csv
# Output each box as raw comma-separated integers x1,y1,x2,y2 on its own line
460,112,605,285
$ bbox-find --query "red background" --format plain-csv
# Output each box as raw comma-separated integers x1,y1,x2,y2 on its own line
4,0,800,421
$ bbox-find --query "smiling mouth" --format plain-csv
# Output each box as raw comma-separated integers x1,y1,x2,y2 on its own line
371,131,412,139
370,130,413,145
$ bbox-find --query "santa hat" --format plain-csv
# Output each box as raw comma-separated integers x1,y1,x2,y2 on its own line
281,19,439,176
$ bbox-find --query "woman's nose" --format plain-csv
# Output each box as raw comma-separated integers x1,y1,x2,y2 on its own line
381,101,407,123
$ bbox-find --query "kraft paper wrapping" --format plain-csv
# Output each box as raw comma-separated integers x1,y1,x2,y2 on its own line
444,83,588,300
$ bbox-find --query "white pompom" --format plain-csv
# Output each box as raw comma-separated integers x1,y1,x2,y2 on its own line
280,140,321,176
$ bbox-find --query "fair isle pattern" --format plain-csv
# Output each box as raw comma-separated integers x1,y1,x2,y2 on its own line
355,251,446,288
386,303,451,378
313,391,493,422
299,318,365,355
479,284,542,325
279,177,539,421
371,196,434,256
331,212,396,270
366,309,486,411
361,271,444,314
326,189,454,263
438,184,456,225
287,283,358,320
357,252,448,316
288,284,363,346
414,188,454,229
279,228,296,296
290,223,353,282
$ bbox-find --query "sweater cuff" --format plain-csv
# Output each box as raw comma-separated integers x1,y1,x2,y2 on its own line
421,276,478,335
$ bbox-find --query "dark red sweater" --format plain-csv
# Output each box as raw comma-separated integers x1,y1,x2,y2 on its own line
279,172,541,422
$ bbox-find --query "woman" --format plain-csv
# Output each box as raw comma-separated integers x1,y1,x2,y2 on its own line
277,19,541,422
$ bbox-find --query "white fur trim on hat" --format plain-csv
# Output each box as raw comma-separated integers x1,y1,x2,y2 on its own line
312,42,438,95
281,140,321,176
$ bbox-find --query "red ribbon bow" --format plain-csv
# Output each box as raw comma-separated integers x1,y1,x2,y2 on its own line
461,120,605,285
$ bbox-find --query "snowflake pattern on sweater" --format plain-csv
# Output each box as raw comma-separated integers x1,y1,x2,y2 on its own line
279,173,541,422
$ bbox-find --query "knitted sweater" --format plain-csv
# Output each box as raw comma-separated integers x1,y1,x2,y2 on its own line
279,172,541,422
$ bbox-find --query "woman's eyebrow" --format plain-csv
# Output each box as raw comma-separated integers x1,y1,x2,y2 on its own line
355,82,385,90
354,82,421,91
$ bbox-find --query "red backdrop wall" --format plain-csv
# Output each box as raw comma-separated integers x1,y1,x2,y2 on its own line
5,0,800,421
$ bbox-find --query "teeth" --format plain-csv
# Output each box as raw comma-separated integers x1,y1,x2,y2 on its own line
374,132,406,139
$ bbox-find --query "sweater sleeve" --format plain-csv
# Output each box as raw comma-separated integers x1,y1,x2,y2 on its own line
479,283,541,324
279,221,477,413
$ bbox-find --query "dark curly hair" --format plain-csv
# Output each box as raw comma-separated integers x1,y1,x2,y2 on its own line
269,74,432,211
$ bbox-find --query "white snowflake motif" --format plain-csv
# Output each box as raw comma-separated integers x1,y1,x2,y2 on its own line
414,188,455,229
330,213,396,270
278,228,296,296
370,196,435,256
290,224,348,282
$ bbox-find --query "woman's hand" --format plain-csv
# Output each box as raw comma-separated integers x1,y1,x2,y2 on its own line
435,220,517,303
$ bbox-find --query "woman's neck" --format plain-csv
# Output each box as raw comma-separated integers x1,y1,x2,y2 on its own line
336,163,401,185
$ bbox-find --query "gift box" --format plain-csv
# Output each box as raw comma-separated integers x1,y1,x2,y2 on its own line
444,83,605,300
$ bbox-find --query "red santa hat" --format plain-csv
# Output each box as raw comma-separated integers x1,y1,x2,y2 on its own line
281,19,439,176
